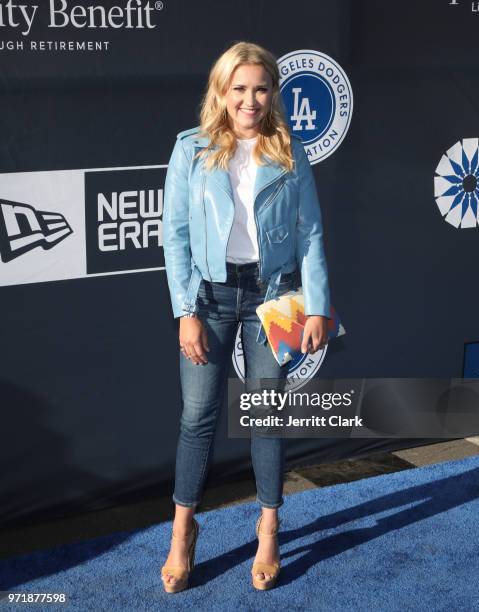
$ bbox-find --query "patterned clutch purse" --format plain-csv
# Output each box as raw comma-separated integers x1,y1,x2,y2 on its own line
256,288,345,366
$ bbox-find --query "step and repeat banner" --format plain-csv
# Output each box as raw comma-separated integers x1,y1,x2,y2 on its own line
1,0,478,526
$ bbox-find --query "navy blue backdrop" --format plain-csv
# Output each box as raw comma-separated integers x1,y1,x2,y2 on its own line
1,0,478,527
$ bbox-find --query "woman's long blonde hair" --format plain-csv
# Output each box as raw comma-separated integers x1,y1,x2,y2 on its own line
194,41,295,172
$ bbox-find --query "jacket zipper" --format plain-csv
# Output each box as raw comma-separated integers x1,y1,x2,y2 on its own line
201,172,212,281
261,177,286,211
224,213,234,273
254,170,287,279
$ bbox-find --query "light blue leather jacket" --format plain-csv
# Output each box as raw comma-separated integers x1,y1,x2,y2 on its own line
163,126,330,343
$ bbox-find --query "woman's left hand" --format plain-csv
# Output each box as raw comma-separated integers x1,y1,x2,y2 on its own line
301,315,329,354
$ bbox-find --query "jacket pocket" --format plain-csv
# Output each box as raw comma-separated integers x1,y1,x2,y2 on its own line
266,223,289,245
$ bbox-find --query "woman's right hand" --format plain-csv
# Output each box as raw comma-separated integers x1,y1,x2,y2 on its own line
179,316,210,365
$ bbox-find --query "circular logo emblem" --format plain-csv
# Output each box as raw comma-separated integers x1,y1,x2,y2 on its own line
232,324,328,391
434,137,479,228
277,49,353,164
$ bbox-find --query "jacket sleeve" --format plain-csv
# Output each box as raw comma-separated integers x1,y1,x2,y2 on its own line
162,136,193,318
294,141,331,318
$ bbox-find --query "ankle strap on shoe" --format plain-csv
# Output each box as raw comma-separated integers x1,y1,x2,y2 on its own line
172,517,198,541
256,515,280,536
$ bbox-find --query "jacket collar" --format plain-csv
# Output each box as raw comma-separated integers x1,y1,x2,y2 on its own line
191,132,286,201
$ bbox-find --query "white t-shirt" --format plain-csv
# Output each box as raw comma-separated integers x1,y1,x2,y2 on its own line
226,136,259,264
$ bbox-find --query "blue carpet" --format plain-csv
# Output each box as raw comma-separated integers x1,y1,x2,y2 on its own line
1,455,479,611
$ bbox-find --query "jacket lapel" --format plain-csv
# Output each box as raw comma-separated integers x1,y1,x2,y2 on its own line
191,132,285,203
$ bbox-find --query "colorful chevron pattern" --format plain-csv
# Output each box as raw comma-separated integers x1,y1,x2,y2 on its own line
256,289,346,366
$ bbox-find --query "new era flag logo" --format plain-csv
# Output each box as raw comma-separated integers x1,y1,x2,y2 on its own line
0,198,73,263
0,164,166,287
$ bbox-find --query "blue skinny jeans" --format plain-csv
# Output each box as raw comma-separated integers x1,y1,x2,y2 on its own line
172,261,296,509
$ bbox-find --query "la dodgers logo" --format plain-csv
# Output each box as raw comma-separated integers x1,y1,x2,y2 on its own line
232,324,328,392
277,49,353,164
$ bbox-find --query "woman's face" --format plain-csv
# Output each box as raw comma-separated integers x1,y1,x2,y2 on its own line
224,63,273,139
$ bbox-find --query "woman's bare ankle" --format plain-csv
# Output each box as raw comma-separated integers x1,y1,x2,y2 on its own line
172,504,196,537
260,508,279,531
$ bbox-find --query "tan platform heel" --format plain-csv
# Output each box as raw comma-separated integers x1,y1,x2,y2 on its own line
161,517,199,593
251,515,281,590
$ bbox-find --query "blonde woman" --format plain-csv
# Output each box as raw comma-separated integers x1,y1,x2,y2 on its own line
161,41,330,592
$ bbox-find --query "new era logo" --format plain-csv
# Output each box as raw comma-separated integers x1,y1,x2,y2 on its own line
0,198,73,263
